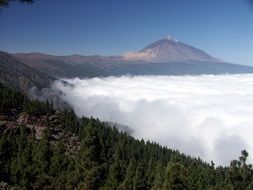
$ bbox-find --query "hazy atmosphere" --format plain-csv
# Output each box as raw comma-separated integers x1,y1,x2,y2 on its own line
53,74,253,165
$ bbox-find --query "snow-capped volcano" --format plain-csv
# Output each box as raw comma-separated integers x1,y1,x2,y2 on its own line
123,37,219,63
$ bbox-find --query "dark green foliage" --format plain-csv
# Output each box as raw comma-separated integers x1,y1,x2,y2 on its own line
133,160,146,190
228,150,253,190
49,140,66,177
0,82,253,189
119,160,137,190
0,82,54,116
0,82,27,112
24,100,54,116
151,161,165,190
164,162,188,190
0,0,33,7
32,128,51,175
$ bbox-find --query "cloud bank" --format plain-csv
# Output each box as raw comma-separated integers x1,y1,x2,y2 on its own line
52,74,253,165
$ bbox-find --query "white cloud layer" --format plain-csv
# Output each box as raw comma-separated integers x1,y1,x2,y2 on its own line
52,74,253,165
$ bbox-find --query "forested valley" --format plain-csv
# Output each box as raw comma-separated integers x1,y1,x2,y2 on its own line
0,82,253,190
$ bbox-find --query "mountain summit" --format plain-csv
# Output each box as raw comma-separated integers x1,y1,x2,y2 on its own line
123,37,219,63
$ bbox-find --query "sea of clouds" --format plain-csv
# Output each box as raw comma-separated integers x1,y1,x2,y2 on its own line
52,74,253,165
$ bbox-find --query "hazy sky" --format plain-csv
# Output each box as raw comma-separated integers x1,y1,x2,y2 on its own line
0,0,253,65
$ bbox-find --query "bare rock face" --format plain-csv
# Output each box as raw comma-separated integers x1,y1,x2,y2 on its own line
1,110,81,154
123,37,219,63
17,113,29,124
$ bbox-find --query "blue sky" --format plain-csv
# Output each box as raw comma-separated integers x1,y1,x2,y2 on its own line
0,0,253,65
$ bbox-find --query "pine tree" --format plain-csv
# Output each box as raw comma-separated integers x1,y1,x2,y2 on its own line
145,158,156,189
0,0,33,7
9,127,33,188
151,161,165,190
164,162,189,190
49,140,66,177
76,121,102,189
0,133,11,182
229,150,253,190
119,159,137,190
32,128,51,175
133,160,146,190
102,159,123,190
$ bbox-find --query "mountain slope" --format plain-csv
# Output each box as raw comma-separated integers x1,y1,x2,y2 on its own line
0,51,54,93
123,37,219,63
1,82,253,189
14,52,253,78
14,52,122,78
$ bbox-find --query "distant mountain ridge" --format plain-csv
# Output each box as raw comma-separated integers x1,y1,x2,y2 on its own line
1,37,253,93
12,37,253,79
14,52,127,78
15,37,220,64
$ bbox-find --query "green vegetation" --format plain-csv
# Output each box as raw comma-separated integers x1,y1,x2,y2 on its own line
0,0,33,7
0,82,253,189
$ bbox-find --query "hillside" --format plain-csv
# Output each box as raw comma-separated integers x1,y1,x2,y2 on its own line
0,51,54,94
13,38,253,78
0,82,253,189
14,52,119,78
13,52,253,79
